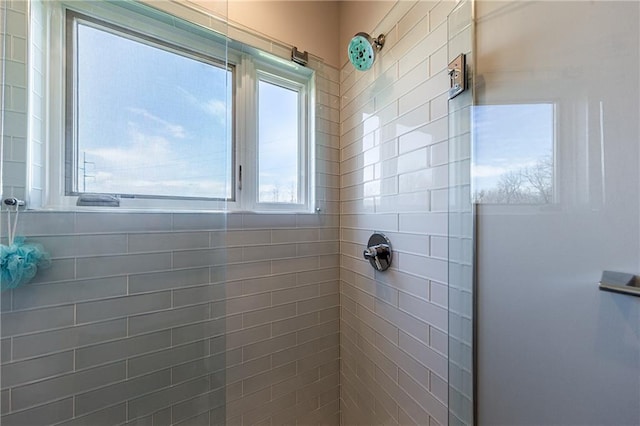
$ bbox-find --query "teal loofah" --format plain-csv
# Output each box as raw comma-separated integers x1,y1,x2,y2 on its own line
1,237,51,291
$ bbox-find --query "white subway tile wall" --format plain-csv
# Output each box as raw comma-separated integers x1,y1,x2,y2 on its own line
0,1,341,423
339,1,454,425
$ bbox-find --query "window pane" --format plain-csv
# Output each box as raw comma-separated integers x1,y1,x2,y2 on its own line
258,80,299,203
74,21,232,199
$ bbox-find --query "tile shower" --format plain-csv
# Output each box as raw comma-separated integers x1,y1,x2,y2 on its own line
1,1,459,425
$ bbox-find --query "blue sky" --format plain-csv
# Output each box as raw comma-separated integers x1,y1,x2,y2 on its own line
77,22,232,199
77,21,300,203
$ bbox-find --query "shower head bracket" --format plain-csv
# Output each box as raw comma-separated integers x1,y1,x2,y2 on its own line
348,32,386,71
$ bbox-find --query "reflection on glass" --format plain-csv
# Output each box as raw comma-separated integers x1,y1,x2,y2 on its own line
473,104,554,204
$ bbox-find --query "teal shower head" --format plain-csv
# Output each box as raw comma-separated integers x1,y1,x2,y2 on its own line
348,32,385,71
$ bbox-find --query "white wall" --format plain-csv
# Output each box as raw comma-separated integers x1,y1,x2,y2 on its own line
193,0,342,68
475,1,640,424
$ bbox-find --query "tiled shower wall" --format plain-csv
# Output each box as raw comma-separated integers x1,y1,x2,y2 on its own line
339,1,454,425
0,1,341,424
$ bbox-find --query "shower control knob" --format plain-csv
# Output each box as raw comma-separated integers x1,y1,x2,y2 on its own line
363,233,392,272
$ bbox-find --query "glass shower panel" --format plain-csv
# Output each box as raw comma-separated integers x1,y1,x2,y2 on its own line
474,1,639,424
0,1,230,425
447,1,474,425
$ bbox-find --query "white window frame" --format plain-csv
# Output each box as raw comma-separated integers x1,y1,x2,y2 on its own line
238,60,313,212
36,0,315,213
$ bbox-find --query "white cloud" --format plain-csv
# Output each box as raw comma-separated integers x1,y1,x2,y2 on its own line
127,107,187,139
178,87,228,124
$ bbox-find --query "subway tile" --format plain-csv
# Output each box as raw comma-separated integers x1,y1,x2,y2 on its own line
225,324,271,349
54,402,126,426
128,232,209,253
76,253,171,279
298,320,339,345
1,350,73,388
399,330,448,380
75,370,171,416
1,305,74,336
225,355,271,385
128,340,207,378
375,298,430,345
75,330,171,369
241,390,297,425
297,264,340,285
172,283,229,308
242,332,297,362
398,252,448,283
241,214,295,229
272,284,319,306
357,304,399,345
12,319,127,360
243,302,297,328
171,388,224,424
297,241,339,257
12,361,125,411
225,230,271,246
211,293,271,318
75,212,172,233
0,338,9,363
171,351,227,384
122,414,153,426
400,291,447,331
13,212,74,236
241,273,296,295
429,326,448,356
12,277,127,310
76,292,172,324
1,389,9,414
35,234,127,257
430,280,448,308
398,369,447,425
399,212,447,235
129,267,210,294
225,261,271,281
271,312,318,337
271,228,318,243
298,294,339,315
29,258,75,284
430,371,448,405
127,376,209,420
128,304,210,336
272,256,318,274
172,248,232,269
1,397,73,426
171,316,237,346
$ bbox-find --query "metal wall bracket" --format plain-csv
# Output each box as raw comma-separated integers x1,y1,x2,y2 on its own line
599,270,640,297
291,47,308,66
448,53,466,99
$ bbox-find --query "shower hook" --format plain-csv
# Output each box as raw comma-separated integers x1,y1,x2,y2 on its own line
3,198,26,246
3,198,26,207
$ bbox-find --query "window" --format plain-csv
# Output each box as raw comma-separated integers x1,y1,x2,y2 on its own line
258,75,304,204
66,11,234,201
42,2,314,211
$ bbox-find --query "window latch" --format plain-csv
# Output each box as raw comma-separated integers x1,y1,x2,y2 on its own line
238,165,242,190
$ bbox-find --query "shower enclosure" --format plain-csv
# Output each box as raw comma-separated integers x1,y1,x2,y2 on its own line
4,0,637,425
